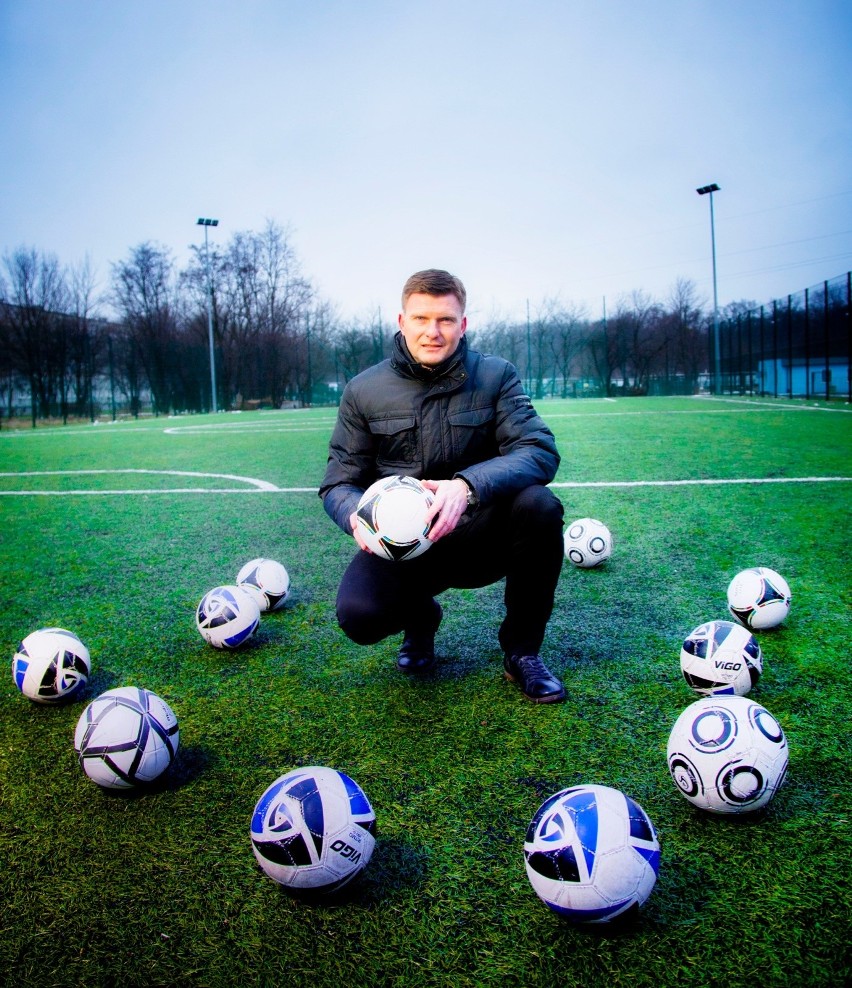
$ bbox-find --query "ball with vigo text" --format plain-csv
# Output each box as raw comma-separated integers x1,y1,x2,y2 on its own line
74,686,180,788
196,585,261,648
524,784,661,923
12,627,90,704
563,518,613,568
667,694,788,814
236,557,291,612
727,566,791,630
355,475,435,561
680,620,763,696
251,766,377,896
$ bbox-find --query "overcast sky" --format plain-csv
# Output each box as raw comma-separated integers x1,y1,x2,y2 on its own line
1,0,850,323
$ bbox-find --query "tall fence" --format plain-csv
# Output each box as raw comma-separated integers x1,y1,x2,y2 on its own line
719,272,851,400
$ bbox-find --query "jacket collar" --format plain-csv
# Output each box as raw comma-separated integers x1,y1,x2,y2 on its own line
391,332,469,383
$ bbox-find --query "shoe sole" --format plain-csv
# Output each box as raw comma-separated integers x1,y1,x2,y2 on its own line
503,670,566,703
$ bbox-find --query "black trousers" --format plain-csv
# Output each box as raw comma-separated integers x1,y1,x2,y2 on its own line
335,484,565,658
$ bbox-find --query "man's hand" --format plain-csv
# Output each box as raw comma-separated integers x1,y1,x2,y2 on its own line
421,478,470,542
349,511,373,552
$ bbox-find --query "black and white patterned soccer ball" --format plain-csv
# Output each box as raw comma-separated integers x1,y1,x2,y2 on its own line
667,695,788,814
563,518,613,568
524,783,661,924
196,585,261,648
74,687,180,789
727,566,791,630
250,766,377,896
12,627,91,704
355,475,435,561
236,557,291,612
680,620,763,696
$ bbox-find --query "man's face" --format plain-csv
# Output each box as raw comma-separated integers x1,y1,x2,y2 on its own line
398,292,467,367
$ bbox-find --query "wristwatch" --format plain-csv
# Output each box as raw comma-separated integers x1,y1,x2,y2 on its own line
460,477,478,510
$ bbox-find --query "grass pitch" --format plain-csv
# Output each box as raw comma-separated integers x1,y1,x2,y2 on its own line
0,397,850,988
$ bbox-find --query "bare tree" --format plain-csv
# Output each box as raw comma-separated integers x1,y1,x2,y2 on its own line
1,247,70,425
184,220,314,408
610,290,666,394
548,301,590,397
66,255,103,420
111,243,179,415
665,278,707,393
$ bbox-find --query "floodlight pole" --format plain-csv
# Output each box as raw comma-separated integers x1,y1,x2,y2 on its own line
197,218,219,413
696,184,721,394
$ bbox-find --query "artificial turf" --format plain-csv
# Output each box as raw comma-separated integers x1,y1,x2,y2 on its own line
0,396,849,987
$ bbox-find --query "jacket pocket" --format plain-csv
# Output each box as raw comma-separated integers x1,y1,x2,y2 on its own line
447,406,496,461
370,414,417,467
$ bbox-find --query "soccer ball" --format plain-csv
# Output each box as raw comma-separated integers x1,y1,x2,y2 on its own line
524,784,661,924
667,695,788,814
355,475,434,561
236,557,290,612
727,567,791,630
680,620,762,696
12,627,91,704
250,766,377,896
563,518,612,568
74,686,180,789
196,585,261,648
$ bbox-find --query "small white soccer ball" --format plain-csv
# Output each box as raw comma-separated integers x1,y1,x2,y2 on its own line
12,628,91,704
196,585,261,648
250,766,377,896
355,475,434,561
74,686,180,789
236,557,291,612
727,567,791,630
524,783,660,924
667,695,788,814
563,518,612,568
680,620,763,696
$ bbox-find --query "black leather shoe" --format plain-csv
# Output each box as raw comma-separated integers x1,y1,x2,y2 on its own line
503,654,566,703
397,601,442,673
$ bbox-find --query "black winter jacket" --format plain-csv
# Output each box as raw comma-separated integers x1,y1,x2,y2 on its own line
319,333,560,534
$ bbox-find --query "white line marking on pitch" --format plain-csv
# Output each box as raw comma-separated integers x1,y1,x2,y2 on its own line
549,477,852,489
0,470,849,495
0,469,284,493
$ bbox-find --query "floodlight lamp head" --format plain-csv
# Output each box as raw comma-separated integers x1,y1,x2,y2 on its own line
196,218,219,227
696,184,720,196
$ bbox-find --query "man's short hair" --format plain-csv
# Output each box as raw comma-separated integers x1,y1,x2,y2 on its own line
401,269,467,313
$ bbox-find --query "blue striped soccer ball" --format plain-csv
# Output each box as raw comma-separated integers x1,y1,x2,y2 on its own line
251,766,377,896
524,784,660,923
12,627,90,704
196,585,261,648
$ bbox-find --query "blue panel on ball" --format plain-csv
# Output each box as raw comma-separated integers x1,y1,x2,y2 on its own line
286,776,326,856
223,622,258,647
251,778,288,835
340,772,373,817
561,789,598,876
547,898,634,923
635,845,662,874
13,657,28,689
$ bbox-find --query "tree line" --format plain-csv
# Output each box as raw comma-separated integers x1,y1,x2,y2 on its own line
0,220,738,425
